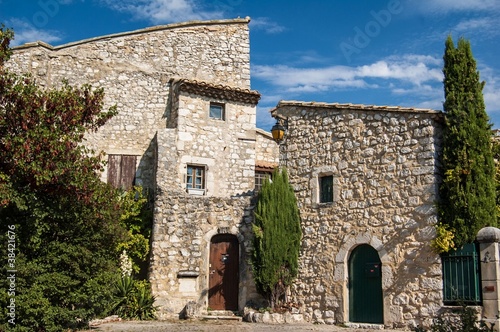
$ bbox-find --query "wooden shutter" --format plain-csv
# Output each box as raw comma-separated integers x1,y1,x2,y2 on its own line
107,155,122,188
120,155,137,190
107,155,137,189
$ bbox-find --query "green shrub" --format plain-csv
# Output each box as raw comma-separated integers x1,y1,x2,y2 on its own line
111,276,157,320
431,223,456,254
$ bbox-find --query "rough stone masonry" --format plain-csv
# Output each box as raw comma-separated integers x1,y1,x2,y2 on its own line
9,16,499,330
272,101,444,328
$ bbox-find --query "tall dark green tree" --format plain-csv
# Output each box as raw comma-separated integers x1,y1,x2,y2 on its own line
252,168,302,309
438,36,497,249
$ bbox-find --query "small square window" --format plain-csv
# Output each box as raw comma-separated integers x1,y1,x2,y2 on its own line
186,165,205,194
255,170,272,193
209,103,225,120
319,175,333,203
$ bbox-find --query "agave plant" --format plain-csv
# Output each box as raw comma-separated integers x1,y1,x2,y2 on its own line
110,276,157,320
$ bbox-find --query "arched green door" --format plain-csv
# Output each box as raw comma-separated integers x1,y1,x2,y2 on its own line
349,244,383,324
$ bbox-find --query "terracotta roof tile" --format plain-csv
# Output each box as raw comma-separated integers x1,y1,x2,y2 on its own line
271,100,441,116
255,161,277,170
171,78,260,106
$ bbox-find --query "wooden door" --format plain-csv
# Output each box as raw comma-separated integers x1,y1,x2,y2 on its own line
208,234,239,310
349,244,383,324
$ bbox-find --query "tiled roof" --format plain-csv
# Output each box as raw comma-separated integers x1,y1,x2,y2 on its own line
171,78,260,106
255,161,277,170
271,100,441,116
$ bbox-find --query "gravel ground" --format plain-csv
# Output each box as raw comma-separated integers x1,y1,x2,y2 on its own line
86,319,409,332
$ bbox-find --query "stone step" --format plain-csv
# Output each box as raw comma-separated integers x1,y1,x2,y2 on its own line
206,310,237,316
202,315,242,322
344,322,385,329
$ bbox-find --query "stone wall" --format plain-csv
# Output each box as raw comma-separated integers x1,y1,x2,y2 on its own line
7,18,252,190
272,102,443,328
150,192,259,317
255,129,279,166
175,91,258,196
7,18,269,317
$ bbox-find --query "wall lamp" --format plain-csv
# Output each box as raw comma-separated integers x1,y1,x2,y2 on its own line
271,119,286,144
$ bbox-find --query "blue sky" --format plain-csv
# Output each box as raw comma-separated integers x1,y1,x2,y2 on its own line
1,0,499,131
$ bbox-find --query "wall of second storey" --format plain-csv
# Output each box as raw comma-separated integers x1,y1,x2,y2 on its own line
7,19,252,190
173,92,257,196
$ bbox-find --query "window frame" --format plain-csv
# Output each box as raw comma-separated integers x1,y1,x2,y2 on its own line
319,174,334,203
209,102,225,120
254,169,273,193
186,164,206,194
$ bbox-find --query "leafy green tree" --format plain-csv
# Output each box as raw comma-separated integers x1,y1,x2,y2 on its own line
252,168,302,309
437,36,497,250
117,186,153,277
0,26,141,331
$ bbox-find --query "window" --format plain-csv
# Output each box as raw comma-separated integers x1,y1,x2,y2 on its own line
107,155,137,190
209,102,225,120
255,170,272,193
319,175,333,203
186,165,205,191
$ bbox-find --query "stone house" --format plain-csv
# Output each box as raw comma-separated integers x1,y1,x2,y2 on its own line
7,18,278,317
271,101,500,329
271,101,444,327
7,17,500,329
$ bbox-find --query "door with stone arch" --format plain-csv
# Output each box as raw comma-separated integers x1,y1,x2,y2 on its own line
348,244,383,324
208,234,239,311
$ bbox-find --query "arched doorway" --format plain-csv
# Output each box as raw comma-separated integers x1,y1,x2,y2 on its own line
208,234,239,311
348,244,383,323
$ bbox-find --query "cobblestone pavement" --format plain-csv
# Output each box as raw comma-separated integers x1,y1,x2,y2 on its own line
89,320,409,332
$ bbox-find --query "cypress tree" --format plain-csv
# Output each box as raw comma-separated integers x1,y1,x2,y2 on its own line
252,168,302,309
438,36,497,248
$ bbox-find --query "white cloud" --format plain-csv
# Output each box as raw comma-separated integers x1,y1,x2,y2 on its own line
452,17,500,38
407,0,500,14
454,18,493,32
358,60,442,86
481,69,500,114
100,0,223,24
412,99,443,110
249,17,285,34
252,54,443,94
7,18,62,46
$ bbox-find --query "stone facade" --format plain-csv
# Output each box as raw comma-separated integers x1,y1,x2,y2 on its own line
271,101,444,328
9,16,499,330
8,18,253,190
8,18,277,317
256,129,280,167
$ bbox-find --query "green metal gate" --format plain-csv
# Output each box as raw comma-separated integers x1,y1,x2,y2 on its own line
349,244,383,324
442,243,482,304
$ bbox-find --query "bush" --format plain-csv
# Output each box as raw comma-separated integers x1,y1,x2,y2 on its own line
111,276,157,320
